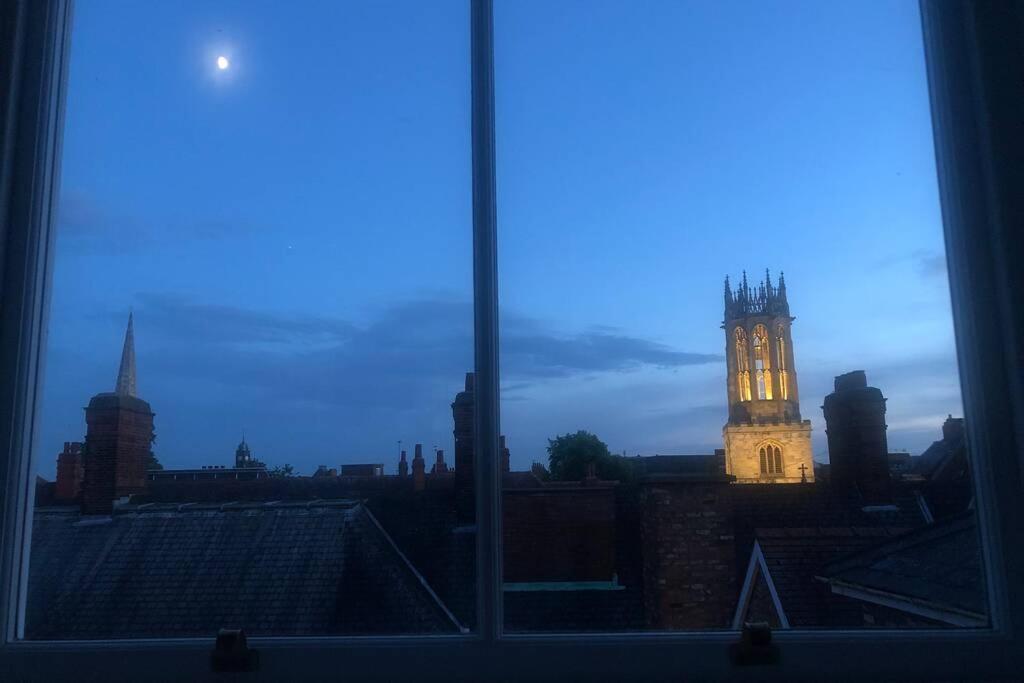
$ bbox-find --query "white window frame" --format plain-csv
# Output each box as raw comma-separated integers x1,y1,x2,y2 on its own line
1,1,1022,679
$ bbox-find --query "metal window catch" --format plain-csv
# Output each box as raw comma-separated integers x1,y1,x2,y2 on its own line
730,622,780,666
211,628,259,673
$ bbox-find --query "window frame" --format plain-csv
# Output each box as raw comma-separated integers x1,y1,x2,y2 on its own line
1,0,1022,680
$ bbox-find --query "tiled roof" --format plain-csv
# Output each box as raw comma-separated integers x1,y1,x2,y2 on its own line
139,473,454,504
820,512,985,619
27,500,462,639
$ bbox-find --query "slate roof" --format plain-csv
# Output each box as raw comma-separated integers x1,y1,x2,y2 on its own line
753,526,905,628
729,483,927,530
27,500,462,639
820,512,986,622
917,430,967,480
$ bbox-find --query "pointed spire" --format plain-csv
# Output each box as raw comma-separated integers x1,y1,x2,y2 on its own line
115,313,137,397
724,275,732,301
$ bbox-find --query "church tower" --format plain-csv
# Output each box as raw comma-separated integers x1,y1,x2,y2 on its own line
722,270,813,483
82,314,155,513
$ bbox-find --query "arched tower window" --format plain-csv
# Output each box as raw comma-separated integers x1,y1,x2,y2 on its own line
734,327,751,401
752,324,773,400
776,324,789,400
758,443,783,476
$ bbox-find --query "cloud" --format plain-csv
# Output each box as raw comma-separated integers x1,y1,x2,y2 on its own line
873,248,947,279
55,191,273,252
504,328,721,379
130,293,357,348
915,251,947,278
129,295,719,410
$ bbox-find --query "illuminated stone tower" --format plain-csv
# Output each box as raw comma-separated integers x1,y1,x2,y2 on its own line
722,271,813,483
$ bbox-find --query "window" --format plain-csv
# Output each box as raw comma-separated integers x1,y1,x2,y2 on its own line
495,0,992,637
752,324,772,400
2,1,1023,680
21,0,476,640
735,327,752,402
759,443,783,477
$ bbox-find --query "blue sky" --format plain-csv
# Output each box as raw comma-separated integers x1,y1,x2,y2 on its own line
36,0,960,478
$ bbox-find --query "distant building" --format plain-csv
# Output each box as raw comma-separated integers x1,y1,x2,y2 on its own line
313,465,338,478
234,438,265,469
722,270,814,483
341,463,385,477
80,313,155,514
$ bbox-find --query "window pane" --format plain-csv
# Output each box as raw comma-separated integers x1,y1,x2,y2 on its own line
28,0,475,639
496,0,987,632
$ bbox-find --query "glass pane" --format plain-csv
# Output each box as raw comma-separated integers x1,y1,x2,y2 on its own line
29,0,475,638
496,0,987,632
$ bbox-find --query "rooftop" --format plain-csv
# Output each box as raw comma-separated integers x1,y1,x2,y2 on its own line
27,499,462,639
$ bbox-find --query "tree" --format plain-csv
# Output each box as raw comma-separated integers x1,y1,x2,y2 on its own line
269,463,295,478
547,430,631,482
146,429,162,470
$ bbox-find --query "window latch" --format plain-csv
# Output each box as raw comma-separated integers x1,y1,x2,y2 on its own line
211,628,260,673
730,622,780,666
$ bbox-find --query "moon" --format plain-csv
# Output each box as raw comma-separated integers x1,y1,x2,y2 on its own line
217,56,230,70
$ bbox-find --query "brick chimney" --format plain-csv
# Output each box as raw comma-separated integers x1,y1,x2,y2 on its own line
55,441,84,501
81,315,154,514
398,449,408,477
822,370,891,504
432,449,449,474
942,414,965,442
452,372,474,520
412,443,426,491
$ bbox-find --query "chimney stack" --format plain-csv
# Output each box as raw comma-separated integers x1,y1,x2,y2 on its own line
452,372,475,520
823,370,891,504
398,449,408,477
55,441,84,501
432,449,449,474
942,415,965,442
412,443,426,491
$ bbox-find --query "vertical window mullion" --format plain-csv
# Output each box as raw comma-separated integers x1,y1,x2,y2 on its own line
470,0,503,642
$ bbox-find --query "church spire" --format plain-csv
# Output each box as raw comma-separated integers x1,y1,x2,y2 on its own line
115,313,137,397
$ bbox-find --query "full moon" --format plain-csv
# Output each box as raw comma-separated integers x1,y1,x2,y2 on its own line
217,56,230,70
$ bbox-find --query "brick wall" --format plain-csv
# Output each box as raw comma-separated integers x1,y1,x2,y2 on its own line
639,480,736,629
503,487,617,583
82,394,154,514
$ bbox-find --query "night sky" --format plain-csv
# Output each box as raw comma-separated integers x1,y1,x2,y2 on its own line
37,1,959,478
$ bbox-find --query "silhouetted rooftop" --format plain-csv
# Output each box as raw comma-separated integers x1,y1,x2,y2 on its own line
27,500,462,638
